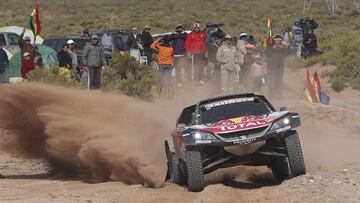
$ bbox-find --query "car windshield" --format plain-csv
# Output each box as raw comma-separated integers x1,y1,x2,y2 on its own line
199,98,271,124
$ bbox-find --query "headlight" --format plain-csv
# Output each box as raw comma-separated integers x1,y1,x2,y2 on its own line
271,116,292,131
191,131,216,140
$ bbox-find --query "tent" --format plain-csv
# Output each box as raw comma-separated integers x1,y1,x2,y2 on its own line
3,48,13,59
0,26,44,44
4,44,56,82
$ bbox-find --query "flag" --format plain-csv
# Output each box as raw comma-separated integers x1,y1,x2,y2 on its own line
28,0,41,37
305,69,318,103
263,17,272,48
313,71,321,101
313,71,330,105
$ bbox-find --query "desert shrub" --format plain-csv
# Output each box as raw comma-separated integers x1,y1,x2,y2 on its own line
27,64,83,87
331,78,346,92
102,53,157,100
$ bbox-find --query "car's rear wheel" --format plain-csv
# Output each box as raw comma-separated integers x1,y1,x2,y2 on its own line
284,131,306,177
169,153,187,185
270,157,290,182
185,150,205,192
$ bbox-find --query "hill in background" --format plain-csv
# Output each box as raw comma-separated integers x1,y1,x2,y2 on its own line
1,0,360,91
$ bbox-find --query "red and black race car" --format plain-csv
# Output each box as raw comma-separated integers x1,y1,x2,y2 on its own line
164,93,306,192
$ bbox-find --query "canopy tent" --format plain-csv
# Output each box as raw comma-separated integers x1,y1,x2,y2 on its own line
3,48,13,59
0,26,44,44
4,44,56,82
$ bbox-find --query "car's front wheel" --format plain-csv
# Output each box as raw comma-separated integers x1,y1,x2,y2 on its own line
284,131,306,177
185,150,205,192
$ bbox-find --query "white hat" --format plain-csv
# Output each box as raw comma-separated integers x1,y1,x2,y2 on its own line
239,32,249,37
224,34,232,39
66,39,75,44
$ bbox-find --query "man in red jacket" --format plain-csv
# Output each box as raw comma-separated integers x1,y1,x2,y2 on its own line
185,22,208,85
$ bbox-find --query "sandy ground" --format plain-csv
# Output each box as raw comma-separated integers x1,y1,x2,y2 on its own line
0,65,360,203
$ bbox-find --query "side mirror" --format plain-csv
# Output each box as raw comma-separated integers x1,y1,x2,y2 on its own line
280,106,288,111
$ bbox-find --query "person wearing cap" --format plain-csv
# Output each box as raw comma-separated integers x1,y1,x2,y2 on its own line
126,27,143,51
141,25,154,63
66,39,78,69
216,34,239,93
208,36,224,92
112,31,125,55
169,24,189,86
265,34,292,99
248,54,267,92
101,27,113,51
185,22,208,85
150,37,174,98
21,52,36,79
0,46,9,83
82,34,106,89
18,28,35,61
236,32,248,67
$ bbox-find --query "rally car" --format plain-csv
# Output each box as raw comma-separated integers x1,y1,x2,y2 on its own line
164,93,306,192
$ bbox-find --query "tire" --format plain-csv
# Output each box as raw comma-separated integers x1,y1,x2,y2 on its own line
270,157,290,182
169,153,187,185
185,150,205,192
284,131,306,177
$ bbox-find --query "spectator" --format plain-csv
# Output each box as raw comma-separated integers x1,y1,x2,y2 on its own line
247,35,256,45
150,37,174,98
66,40,78,69
21,52,36,79
112,31,125,55
101,27,113,51
248,54,267,92
206,22,226,44
185,22,208,85
292,20,303,59
127,27,143,51
303,17,318,33
18,28,34,62
142,25,154,63
57,44,72,80
82,27,91,38
236,32,248,69
303,29,318,57
0,46,9,83
169,24,189,86
216,34,239,93
283,27,292,45
264,34,292,99
242,43,255,89
208,36,223,92
57,44,72,69
82,34,106,89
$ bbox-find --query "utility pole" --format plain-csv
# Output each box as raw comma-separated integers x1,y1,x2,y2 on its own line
325,0,341,16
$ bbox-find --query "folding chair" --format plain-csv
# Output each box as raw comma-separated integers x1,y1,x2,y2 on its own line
130,49,148,65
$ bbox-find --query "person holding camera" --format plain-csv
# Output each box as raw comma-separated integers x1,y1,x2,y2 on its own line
150,37,174,98
169,24,189,86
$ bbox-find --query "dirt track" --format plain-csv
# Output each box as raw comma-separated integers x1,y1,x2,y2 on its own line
0,65,360,203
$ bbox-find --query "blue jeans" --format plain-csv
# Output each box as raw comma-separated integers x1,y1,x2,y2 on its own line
159,64,173,87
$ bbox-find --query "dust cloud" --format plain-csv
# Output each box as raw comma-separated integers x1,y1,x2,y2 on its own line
0,83,174,187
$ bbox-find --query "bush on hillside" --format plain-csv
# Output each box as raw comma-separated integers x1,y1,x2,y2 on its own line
102,53,157,100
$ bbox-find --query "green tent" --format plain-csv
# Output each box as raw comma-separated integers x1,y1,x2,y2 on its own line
4,44,56,82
